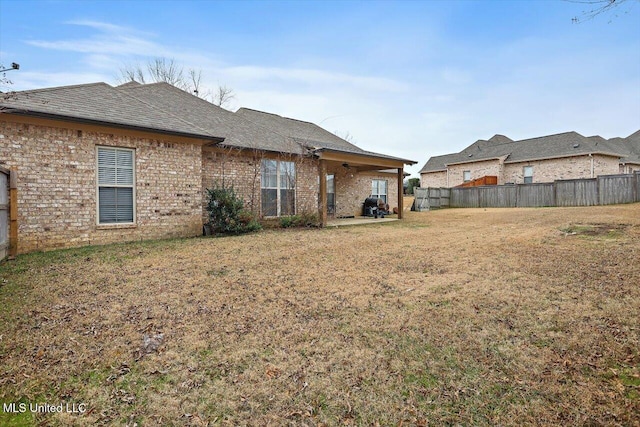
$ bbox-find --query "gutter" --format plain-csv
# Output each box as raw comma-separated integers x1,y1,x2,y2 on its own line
445,156,501,167
504,151,623,164
2,109,225,144
313,147,417,165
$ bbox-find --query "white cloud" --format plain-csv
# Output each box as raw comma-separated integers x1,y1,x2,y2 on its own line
11,17,640,178
27,32,161,57
65,20,150,35
223,65,408,93
15,71,111,89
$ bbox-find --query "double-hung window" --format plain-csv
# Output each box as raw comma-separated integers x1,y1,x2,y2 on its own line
97,147,135,224
523,166,533,184
261,159,295,216
371,179,388,203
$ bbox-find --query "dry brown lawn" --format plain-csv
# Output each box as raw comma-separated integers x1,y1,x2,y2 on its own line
1,204,639,426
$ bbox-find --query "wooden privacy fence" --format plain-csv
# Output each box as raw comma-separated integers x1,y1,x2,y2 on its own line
414,187,449,211
415,172,640,210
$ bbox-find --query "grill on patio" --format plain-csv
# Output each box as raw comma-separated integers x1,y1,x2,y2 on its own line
362,197,389,218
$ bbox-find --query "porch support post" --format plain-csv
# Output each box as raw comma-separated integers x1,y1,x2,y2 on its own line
397,167,404,220
319,159,328,227
9,168,18,259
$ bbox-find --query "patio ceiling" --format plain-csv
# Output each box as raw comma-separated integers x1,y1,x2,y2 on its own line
314,148,416,171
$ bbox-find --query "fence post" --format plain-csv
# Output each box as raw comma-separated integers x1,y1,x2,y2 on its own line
318,160,327,227
9,168,18,259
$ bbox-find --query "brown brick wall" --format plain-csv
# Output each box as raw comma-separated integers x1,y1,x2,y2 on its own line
420,171,447,188
330,166,399,217
296,158,319,214
503,155,620,184
202,148,262,216
447,159,501,187
201,148,319,219
201,151,401,219
0,116,204,253
2,115,406,253
421,154,623,188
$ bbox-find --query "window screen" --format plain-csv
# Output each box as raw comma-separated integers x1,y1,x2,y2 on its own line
97,147,135,224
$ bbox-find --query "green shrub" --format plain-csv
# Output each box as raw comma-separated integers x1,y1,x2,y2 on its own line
299,211,320,227
279,215,300,228
206,185,261,235
279,212,320,228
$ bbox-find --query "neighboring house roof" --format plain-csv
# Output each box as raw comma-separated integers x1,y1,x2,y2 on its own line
601,130,640,165
420,131,640,173
488,134,513,144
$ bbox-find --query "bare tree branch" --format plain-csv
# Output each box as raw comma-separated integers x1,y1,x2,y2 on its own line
334,130,356,145
117,57,237,110
566,0,638,23
118,62,146,84
147,58,187,89
188,69,203,97
212,85,235,108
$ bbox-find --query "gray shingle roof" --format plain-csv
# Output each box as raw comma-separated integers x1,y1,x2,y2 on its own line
117,82,236,138
488,134,513,144
0,82,219,140
234,108,363,153
233,109,415,163
600,130,640,164
420,130,640,173
115,82,302,153
1,81,415,164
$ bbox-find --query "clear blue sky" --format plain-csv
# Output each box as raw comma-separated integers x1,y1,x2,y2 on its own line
1,0,639,176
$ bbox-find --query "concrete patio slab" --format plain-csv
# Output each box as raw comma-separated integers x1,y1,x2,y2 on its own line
326,216,398,227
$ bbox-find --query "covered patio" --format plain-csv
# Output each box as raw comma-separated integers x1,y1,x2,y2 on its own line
315,148,416,227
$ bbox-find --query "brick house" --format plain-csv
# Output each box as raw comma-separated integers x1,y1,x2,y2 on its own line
0,82,415,254
420,131,640,188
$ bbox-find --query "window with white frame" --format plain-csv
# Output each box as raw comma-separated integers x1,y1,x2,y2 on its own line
523,166,533,184
261,159,295,216
463,170,471,182
371,179,388,203
97,146,135,224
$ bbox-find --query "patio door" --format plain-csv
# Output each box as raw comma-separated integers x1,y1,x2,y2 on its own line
327,174,335,216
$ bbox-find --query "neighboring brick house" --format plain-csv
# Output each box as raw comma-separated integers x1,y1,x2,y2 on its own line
0,82,415,254
420,131,640,188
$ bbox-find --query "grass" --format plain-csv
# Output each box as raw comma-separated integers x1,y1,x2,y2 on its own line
0,204,639,425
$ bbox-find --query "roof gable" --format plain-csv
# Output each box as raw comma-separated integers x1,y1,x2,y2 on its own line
488,134,513,144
